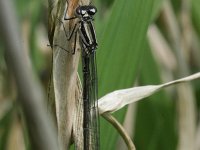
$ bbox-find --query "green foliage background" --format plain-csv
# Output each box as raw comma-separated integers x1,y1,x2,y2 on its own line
0,0,200,149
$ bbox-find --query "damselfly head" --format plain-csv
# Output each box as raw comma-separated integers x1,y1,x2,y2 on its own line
76,5,97,20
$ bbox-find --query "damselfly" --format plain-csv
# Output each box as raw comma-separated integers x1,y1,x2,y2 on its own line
55,1,100,150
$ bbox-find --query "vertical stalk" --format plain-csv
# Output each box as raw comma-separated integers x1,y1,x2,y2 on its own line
48,0,89,149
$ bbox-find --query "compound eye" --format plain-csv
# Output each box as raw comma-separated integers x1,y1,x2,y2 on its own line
88,6,97,15
81,10,87,15
76,7,81,15
76,6,86,16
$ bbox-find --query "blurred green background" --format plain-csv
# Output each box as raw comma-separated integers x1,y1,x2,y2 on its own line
0,0,200,149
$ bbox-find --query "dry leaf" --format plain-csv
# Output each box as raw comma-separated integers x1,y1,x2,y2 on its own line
98,72,200,114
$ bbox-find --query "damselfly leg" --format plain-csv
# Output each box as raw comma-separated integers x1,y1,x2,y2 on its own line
53,0,79,54
54,18,78,54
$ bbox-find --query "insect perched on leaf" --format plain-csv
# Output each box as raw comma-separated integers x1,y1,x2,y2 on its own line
49,0,100,149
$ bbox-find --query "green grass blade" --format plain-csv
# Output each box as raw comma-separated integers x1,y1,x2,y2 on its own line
96,0,158,149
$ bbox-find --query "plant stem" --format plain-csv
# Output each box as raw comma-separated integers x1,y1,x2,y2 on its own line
102,113,136,150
